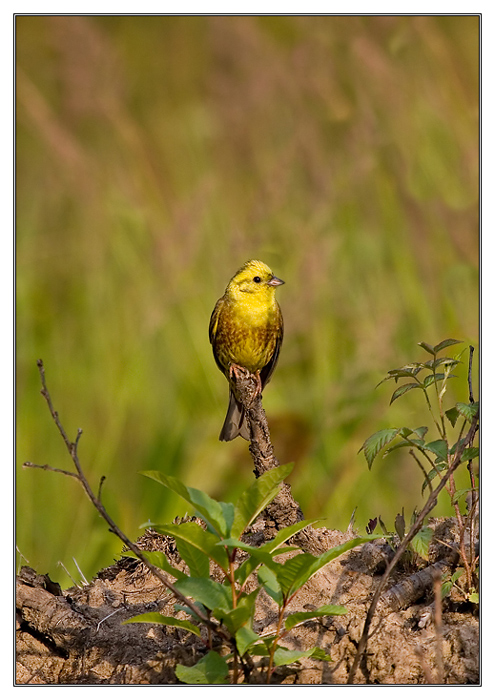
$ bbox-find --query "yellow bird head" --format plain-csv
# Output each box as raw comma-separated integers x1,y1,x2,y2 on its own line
225,260,284,301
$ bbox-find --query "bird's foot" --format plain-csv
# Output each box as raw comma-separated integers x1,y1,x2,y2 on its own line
229,363,249,381
253,370,262,397
229,364,262,400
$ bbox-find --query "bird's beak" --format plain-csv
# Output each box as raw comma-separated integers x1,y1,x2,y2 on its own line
268,276,284,287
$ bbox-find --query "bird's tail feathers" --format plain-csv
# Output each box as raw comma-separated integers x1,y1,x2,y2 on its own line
219,390,250,441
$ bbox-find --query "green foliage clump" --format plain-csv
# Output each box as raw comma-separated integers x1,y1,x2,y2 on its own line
124,463,375,684
360,340,479,599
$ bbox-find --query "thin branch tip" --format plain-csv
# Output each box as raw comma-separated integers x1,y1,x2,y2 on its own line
468,345,475,404
25,358,218,633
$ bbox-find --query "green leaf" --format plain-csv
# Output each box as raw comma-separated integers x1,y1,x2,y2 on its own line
122,613,201,637
235,625,261,657
140,471,229,537
456,401,479,422
285,604,347,631
271,537,378,599
175,650,229,684
410,527,433,559
424,439,448,461
433,338,462,354
421,464,447,493
156,522,229,571
273,553,321,598
379,365,423,385
219,589,259,635
174,601,208,620
461,447,479,462
468,592,479,604
359,428,401,469
441,580,453,598
445,406,460,427
174,577,232,615
234,519,320,585
424,357,460,370
306,647,333,661
258,565,284,606
412,426,429,439
385,437,425,454
395,511,405,540
418,341,435,355
386,426,429,450
452,487,473,505
230,463,294,539
423,373,448,388
246,641,272,657
214,541,281,574
219,501,236,535
122,549,187,580
390,383,422,404
272,646,331,667
175,537,210,579
272,647,312,667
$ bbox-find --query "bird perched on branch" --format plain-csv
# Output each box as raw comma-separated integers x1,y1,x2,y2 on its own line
209,259,284,441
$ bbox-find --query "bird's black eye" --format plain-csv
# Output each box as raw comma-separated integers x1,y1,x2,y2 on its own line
253,276,261,283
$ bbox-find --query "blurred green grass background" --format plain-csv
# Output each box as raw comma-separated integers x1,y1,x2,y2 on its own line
16,16,479,588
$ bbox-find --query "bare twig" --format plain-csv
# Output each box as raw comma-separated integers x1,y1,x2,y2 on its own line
23,461,80,480
23,360,228,640
347,410,479,684
433,571,445,683
468,345,475,404
97,475,106,502
414,645,436,684
408,449,433,496
467,491,479,573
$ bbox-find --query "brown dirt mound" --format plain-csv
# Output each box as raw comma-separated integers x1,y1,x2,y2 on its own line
16,519,479,685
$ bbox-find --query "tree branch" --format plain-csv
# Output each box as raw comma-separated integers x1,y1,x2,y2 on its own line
23,360,228,640
231,370,304,532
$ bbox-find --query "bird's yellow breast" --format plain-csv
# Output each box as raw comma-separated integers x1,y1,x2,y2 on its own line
213,296,281,373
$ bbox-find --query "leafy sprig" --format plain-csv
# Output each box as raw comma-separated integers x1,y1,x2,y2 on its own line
125,463,376,684
359,340,478,591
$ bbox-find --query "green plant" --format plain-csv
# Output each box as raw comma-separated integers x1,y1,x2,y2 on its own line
367,508,434,567
124,463,375,684
346,340,479,684
360,339,479,597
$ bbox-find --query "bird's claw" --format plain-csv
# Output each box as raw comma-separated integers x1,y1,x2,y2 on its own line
229,363,248,381
229,364,262,398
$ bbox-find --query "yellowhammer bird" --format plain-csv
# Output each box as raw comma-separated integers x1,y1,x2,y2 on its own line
209,260,284,441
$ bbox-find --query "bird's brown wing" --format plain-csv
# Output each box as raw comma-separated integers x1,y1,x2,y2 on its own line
209,296,227,375
259,303,284,390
